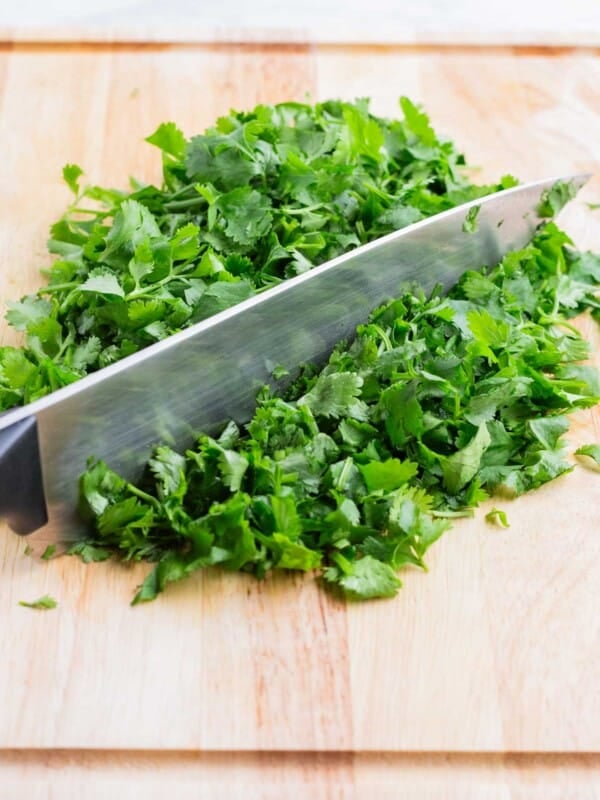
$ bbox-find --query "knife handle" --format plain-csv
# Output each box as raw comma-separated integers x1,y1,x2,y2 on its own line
0,416,48,535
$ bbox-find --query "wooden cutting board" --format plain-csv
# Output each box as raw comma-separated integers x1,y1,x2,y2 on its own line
0,39,599,795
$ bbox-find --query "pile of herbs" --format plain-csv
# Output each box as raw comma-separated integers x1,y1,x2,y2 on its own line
1,97,514,410
1,96,598,603
76,223,600,603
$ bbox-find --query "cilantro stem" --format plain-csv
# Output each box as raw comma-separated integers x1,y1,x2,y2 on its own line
280,203,325,215
334,458,354,492
37,282,79,295
125,483,162,510
163,198,206,212
371,324,393,351
541,317,583,337
55,331,74,360
168,185,198,199
432,509,475,518
331,551,353,575
68,207,111,216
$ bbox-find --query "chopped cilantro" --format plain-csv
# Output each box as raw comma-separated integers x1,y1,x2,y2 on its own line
19,595,58,610
41,544,56,560
537,179,578,217
575,444,600,467
1,97,597,604
272,364,290,380
485,508,510,528
462,204,481,234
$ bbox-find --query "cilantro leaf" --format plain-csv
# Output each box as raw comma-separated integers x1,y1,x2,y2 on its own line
101,199,162,270
41,544,56,560
145,122,186,159
191,281,254,321
272,534,322,571
537,179,578,217
575,444,600,467
300,372,365,420
328,556,402,600
63,163,83,195
359,458,418,492
67,542,111,563
19,595,58,610
132,552,190,605
442,424,492,495
216,188,273,247
399,96,436,147
485,508,510,528
79,270,125,298
5,297,53,331
462,204,480,234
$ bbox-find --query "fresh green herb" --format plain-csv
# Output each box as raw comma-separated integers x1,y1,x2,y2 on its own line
41,544,56,560
66,541,112,563
19,595,58,610
485,508,510,528
23,545,34,557
76,224,600,603
537,179,579,217
1,98,515,412
462,204,480,233
272,364,290,380
575,444,600,466
587,203,600,211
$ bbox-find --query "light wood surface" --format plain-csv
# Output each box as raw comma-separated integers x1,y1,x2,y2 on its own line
0,41,599,794
1,751,600,800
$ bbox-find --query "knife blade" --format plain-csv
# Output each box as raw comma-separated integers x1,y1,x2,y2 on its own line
0,175,588,542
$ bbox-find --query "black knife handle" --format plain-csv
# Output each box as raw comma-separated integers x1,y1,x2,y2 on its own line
0,416,48,535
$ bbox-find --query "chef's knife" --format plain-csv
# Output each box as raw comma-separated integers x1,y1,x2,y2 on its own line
0,175,588,542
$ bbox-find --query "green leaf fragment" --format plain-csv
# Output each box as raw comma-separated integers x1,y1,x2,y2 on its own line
67,542,111,563
5,297,53,331
79,270,125,298
537,180,578,217
575,444,600,467
272,534,322,571
329,556,402,600
145,122,186,159
399,96,436,147
462,204,480,234
485,508,510,528
41,544,56,560
359,458,418,492
62,163,83,195
300,372,365,420
216,187,273,247
19,595,58,610
442,424,492,495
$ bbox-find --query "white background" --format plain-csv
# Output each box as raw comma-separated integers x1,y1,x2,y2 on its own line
2,0,600,44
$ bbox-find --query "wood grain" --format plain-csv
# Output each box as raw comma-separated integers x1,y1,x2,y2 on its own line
1,751,600,800
0,45,599,765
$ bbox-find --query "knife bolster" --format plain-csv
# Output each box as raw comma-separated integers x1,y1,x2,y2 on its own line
0,416,48,535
